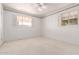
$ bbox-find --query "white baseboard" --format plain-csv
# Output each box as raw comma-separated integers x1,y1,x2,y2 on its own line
5,36,42,43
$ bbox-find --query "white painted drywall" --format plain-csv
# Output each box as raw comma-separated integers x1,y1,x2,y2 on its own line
43,6,79,45
4,10,41,41
0,4,3,45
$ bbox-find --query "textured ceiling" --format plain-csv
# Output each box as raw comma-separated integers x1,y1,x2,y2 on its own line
3,3,78,18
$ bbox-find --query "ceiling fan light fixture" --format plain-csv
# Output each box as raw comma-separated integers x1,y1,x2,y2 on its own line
42,5,46,9
40,3,46,9
38,7,42,11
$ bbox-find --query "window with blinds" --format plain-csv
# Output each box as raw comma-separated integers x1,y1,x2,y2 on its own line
60,10,78,26
17,16,32,27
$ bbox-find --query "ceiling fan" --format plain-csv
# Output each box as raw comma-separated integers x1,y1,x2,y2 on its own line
35,3,46,11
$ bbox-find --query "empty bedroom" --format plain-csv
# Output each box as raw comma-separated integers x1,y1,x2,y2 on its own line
0,3,79,55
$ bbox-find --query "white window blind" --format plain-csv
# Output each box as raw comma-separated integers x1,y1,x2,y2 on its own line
17,16,32,27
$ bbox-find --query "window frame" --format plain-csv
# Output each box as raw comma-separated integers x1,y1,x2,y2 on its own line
16,16,32,27
59,10,79,26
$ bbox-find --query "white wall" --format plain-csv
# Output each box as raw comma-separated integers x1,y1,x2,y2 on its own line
43,6,79,45
4,11,41,41
4,5,79,45
0,4,3,45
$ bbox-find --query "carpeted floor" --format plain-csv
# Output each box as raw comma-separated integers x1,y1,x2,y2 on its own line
0,37,79,55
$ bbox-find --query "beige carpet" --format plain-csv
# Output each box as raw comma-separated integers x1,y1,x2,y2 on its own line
0,37,79,55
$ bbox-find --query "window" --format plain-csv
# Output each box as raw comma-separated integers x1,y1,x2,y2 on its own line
17,16,32,27
60,10,78,26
